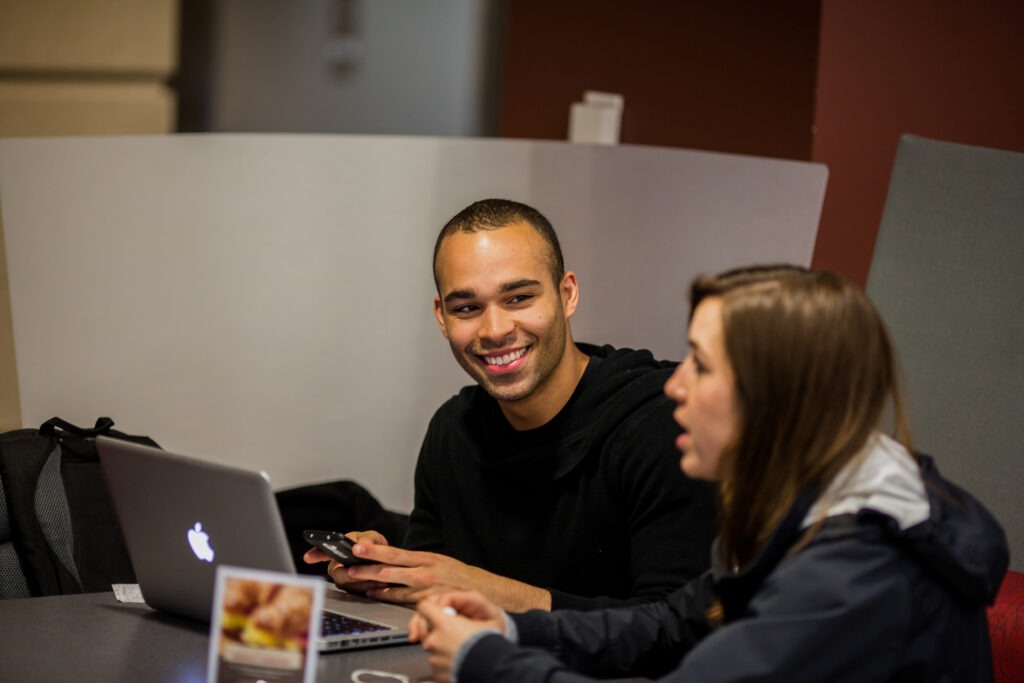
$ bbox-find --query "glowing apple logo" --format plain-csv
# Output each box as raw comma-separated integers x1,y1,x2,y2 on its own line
187,522,215,562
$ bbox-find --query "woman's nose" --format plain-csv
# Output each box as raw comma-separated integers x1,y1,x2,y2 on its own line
664,363,687,402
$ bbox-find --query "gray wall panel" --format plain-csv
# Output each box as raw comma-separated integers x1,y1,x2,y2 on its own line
867,134,1024,569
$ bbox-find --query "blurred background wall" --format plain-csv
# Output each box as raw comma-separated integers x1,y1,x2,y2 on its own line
0,0,178,135
4,0,1023,283
0,0,181,428
188,0,1024,292
1,0,1023,430
186,0,505,136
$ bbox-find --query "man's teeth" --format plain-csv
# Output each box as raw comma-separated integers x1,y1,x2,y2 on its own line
484,348,526,366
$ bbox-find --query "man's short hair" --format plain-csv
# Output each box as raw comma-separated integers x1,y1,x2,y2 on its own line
433,198,565,290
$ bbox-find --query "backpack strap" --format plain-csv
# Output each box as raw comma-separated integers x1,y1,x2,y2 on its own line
0,470,32,598
39,417,115,438
0,430,82,596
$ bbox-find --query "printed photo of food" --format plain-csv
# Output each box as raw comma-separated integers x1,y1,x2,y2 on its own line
216,578,314,682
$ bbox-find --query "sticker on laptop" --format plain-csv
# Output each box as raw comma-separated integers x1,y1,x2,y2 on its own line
207,565,324,683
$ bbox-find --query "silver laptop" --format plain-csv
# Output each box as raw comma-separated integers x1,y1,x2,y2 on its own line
96,436,411,651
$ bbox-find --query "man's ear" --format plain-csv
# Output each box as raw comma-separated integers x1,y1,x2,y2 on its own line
433,296,450,339
561,271,580,318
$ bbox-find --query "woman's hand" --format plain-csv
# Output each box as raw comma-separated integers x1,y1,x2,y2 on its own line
409,592,506,683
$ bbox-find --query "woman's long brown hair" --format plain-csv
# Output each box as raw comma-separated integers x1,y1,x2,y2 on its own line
690,266,912,570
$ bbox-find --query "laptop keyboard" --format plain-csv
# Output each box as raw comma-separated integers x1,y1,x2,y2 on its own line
321,611,392,636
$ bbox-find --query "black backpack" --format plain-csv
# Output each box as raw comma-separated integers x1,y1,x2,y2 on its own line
0,417,159,598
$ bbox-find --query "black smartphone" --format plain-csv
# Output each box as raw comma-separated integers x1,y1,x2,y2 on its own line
302,529,379,566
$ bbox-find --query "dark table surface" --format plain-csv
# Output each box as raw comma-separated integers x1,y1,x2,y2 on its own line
0,591,435,682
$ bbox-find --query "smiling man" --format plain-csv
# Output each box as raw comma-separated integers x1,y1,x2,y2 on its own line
308,199,716,612
432,210,587,430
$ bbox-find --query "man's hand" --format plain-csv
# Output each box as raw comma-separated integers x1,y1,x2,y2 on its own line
343,542,552,612
410,592,507,683
302,530,391,596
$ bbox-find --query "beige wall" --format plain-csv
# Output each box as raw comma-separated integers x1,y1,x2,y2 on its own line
0,0,179,137
0,0,180,429
0,217,18,431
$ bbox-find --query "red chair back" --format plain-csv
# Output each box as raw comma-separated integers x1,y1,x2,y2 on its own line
989,569,1024,683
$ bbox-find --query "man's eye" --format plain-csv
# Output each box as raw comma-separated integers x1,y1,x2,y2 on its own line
451,304,479,315
508,294,533,305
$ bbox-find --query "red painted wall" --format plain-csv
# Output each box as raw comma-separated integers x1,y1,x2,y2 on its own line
811,0,1024,286
499,1,821,160
500,0,1024,287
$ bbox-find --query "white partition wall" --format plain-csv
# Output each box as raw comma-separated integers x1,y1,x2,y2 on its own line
0,134,826,510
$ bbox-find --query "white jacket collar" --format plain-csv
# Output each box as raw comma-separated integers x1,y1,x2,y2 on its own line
802,433,929,531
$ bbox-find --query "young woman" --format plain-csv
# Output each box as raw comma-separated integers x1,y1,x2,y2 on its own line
409,265,1009,683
